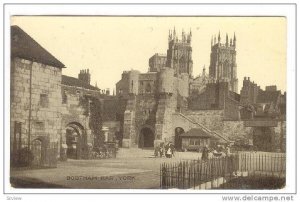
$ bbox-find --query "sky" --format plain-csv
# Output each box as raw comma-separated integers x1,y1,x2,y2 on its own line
11,16,286,93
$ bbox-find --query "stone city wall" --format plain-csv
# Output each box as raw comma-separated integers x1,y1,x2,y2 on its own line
61,85,93,146
184,110,224,134
222,121,252,142
138,73,158,94
175,73,189,97
155,93,178,145
11,57,62,150
122,96,137,148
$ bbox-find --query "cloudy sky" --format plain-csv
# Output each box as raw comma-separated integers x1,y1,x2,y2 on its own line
11,16,286,93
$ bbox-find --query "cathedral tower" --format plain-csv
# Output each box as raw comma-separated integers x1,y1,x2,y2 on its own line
209,32,238,93
166,28,193,77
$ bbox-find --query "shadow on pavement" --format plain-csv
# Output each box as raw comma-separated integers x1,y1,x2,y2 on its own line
10,177,68,188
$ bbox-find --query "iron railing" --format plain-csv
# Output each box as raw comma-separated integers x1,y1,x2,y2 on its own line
160,152,286,189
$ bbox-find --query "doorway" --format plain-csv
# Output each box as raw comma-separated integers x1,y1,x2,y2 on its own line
139,127,154,148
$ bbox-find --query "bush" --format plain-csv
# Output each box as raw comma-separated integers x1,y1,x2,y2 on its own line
216,176,285,189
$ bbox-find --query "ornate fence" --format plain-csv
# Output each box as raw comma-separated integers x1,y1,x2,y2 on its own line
160,152,286,189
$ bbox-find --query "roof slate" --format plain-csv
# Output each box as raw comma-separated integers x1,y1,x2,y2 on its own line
256,90,281,104
11,25,65,68
180,128,212,138
62,75,99,91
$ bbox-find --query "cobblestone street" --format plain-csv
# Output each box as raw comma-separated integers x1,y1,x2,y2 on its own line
10,148,203,189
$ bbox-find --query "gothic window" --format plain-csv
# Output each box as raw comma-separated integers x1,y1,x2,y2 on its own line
223,60,230,78
179,57,186,73
174,49,178,58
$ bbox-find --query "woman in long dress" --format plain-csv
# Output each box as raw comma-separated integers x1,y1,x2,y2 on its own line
166,147,172,158
201,145,209,161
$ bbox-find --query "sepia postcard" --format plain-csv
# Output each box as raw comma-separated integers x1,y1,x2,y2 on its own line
2,2,297,200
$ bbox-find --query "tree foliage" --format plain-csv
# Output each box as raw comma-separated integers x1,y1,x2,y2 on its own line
88,96,104,147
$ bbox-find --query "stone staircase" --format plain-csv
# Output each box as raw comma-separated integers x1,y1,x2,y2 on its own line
177,112,232,143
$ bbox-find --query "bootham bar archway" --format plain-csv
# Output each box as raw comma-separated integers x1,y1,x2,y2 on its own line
139,126,155,148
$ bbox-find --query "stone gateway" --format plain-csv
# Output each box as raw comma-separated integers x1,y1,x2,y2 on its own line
10,26,286,167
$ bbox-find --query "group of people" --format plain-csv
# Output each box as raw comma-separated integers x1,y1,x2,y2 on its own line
154,142,231,160
201,144,231,161
154,142,175,158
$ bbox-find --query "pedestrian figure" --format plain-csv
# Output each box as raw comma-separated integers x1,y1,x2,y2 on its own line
154,146,160,157
201,145,209,161
166,147,172,158
208,150,214,159
169,143,175,157
225,145,231,156
159,143,164,157
164,142,170,157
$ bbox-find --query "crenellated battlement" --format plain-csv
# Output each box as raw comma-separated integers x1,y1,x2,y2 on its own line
168,27,192,44
166,27,193,78
211,31,236,49
209,31,238,93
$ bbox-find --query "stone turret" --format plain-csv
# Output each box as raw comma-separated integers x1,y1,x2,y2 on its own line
158,67,174,94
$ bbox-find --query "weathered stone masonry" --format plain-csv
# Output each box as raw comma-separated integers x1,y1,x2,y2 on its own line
116,29,286,152
11,57,63,149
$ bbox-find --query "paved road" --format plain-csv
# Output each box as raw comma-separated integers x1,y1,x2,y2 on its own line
10,148,203,189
